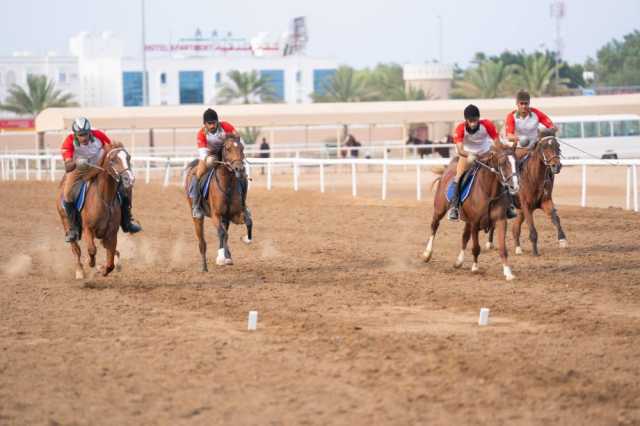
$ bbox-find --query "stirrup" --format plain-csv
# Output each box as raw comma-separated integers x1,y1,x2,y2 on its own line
448,207,460,221
506,205,517,219
192,206,204,219
124,220,142,233
65,229,79,243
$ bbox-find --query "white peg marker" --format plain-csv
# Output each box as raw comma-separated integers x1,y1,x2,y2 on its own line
478,308,490,326
248,311,258,331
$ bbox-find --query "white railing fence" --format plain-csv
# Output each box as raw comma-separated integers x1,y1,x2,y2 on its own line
0,154,638,212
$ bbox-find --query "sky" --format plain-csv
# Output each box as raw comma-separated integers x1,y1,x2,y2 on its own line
1,0,638,68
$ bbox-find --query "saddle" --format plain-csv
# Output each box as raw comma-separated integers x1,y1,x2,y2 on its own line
60,181,90,211
446,162,480,204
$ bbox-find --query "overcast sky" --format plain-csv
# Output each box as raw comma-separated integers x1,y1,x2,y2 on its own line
1,0,638,67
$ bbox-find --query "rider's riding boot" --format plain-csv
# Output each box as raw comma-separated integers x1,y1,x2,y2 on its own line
118,188,142,233
190,176,205,219
63,201,81,243
447,180,461,221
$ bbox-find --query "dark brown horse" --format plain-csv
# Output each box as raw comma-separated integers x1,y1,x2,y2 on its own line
56,142,133,279
423,145,520,281
486,129,567,256
185,135,252,271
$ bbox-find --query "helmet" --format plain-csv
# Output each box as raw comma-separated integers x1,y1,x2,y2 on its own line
203,108,218,123
72,117,91,135
463,104,480,120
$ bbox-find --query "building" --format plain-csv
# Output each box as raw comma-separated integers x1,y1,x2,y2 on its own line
0,27,338,110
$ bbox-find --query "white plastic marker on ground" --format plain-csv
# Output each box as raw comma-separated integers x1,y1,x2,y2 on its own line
478,308,490,326
248,311,258,331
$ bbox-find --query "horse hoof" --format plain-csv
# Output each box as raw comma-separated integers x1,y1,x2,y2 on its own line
505,274,516,281
485,242,494,250
216,257,226,266
422,251,432,263
201,266,208,272
559,239,568,248
242,236,252,244
471,263,479,273
453,261,463,269
515,247,523,255
114,255,121,271
75,270,85,280
224,258,234,266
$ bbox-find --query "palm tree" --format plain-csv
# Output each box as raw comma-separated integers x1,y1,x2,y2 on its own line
0,74,78,115
311,66,372,102
216,70,278,104
513,54,569,96
451,60,517,98
238,127,262,145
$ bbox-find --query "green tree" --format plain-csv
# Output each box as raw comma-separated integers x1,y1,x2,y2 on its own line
0,74,78,115
311,66,372,102
451,60,517,98
593,30,640,86
216,70,278,104
238,127,261,145
513,54,568,96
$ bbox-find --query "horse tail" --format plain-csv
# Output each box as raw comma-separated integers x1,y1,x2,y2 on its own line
430,177,442,193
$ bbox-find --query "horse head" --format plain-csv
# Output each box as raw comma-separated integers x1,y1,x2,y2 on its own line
222,135,246,179
102,142,135,189
489,145,519,195
537,128,562,174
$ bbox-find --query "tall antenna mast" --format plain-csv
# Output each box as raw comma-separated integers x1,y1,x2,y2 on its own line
550,0,565,90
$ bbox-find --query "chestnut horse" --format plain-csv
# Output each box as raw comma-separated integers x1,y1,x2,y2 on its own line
184,135,252,271
423,145,520,281
486,129,567,255
56,142,134,279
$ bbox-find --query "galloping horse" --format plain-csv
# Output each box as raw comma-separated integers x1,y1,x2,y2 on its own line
423,145,520,280
56,142,133,279
184,135,252,271
486,129,567,255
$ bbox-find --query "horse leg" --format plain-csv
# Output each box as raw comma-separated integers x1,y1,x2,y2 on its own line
512,209,525,255
215,215,227,266
496,218,515,281
193,217,208,272
84,230,97,269
71,241,84,280
485,226,494,250
470,224,481,273
114,250,121,272
242,207,253,244
223,218,233,265
422,197,447,263
100,235,116,277
522,207,539,256
454,222,471,269
541,199,568,248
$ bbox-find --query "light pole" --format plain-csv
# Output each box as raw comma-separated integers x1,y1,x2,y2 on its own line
141,0,149,106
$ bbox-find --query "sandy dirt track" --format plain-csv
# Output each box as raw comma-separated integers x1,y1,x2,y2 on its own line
1,181,639,425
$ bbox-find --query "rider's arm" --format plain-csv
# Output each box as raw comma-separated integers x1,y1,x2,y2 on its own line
482,119,504,150
504,112,518,144
220,121,239,137
454,123,469,157
531,108,557,132
196,129,209,160
61,135,76,171
92,129,112,146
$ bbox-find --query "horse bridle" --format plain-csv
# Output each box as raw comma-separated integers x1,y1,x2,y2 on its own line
216,139,245,174
104,147,132,183
475,151,518,188
537,136,561,167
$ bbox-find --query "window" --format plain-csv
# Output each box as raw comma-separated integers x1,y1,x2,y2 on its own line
313,69,336,95
259,69,284,102
179,71,204,104
583,121,598,138
160,72,167,85
558,122,581,138
215,72,221,84
58,72,66,83
296,70,302,83
598,121,611,137
6,70,16,86
122,71,143,106
613,120,640,137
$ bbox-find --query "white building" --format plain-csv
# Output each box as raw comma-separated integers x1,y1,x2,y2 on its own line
0,29,338,110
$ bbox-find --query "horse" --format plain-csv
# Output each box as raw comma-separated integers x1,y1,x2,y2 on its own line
422,145,520,281
184,135,253,272
56,142,133,279
485,129,567,256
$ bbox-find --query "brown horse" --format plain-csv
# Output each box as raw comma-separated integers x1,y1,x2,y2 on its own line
486,129,567,256
56,142,134,279
185,135,252,272
423,145,520,281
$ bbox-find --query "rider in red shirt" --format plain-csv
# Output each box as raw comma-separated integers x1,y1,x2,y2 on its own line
504,90,556,148
60,117,142,243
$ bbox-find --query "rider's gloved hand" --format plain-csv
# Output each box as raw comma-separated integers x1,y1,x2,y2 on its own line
64,160,76,173
76,157,90,171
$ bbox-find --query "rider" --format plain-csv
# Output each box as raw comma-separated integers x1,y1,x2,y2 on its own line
60,117,142,243
505,90,557,149
448,104,516,221
190,108,240,219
